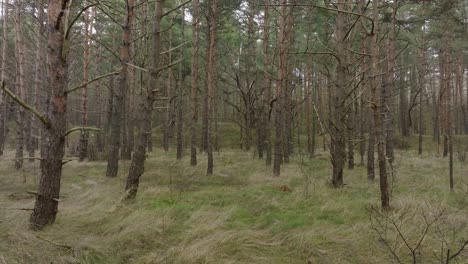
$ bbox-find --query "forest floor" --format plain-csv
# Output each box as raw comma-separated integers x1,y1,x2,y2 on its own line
0,137,467,264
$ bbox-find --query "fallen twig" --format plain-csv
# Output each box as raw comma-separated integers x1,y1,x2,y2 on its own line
0,208,33,211
34,235,72,250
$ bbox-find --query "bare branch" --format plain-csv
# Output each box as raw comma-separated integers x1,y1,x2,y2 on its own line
65,69,121,94
0,81,50,128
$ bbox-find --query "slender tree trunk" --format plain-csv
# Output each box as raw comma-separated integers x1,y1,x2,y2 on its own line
206,0,218,175
95,43,104,154
306,59,313,158
30,1,46,160
106,0,134,177
14,0,25,170
0,0,9,156
371,0,389,210
163,30,174,152
262,1,272,166
79,3,91,162
30,0,70,230
105,75,114,147
190,0,199,166
125,0,163,199
385,3,396,163
330,0,346,188
176,8,185,161
273,0,288,176
417,33,426,155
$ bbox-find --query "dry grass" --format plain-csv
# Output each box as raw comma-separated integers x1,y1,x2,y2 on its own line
0,141,467,263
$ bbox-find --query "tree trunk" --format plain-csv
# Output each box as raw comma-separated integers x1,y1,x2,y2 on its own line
30,0,70,230
95,43,104,154
106,0,134,177
163,30,174,152
330,0,346,188
30,1,46,160
125,0,163,199
273,0,288,176
371,0,389,210
206,0,218,175
79,2,91,162
0,0,9,156
385,3,396,163
190,0,199,166
176,8,185,161
14,0,25,170
262,0,272,166
305,58,313,158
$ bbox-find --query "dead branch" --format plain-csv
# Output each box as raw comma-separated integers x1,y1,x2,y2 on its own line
34,235,72,250
65,127,102,137
66,69,121,94
1,81,50,128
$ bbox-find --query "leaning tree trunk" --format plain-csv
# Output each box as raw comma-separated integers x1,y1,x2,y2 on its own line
106,0,134,177
30,0,70,230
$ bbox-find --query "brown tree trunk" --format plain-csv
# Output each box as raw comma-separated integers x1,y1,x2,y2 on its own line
273,0,288,176
14,0,25,170
385,3,396,163
330,0,346,188
95,43,105,154
0,0,9,156
206,0,218,175
79,2,91,162
125,0,163,199
262,0,272,166
305,58,313,158
417,31,427,155
30,0,70,230
163,29,174,152
190,0,199,166
30,0,46,160
106,0,134,177
176,8,185,161
371,0,389,211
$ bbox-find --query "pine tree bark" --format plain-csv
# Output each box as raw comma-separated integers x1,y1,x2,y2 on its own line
262,0,272,166
30,0,46,160
0,0,9,156
30,0,70,230
176,8,185,161
371,0,389,210
14,0,25,170
79,2,91,162
106,0,134,177
163,29,174,152
384,3,396,163
125,0,163,199
206,0,218,175
190,0,199,166
273,0,288,176
330,0,346,188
